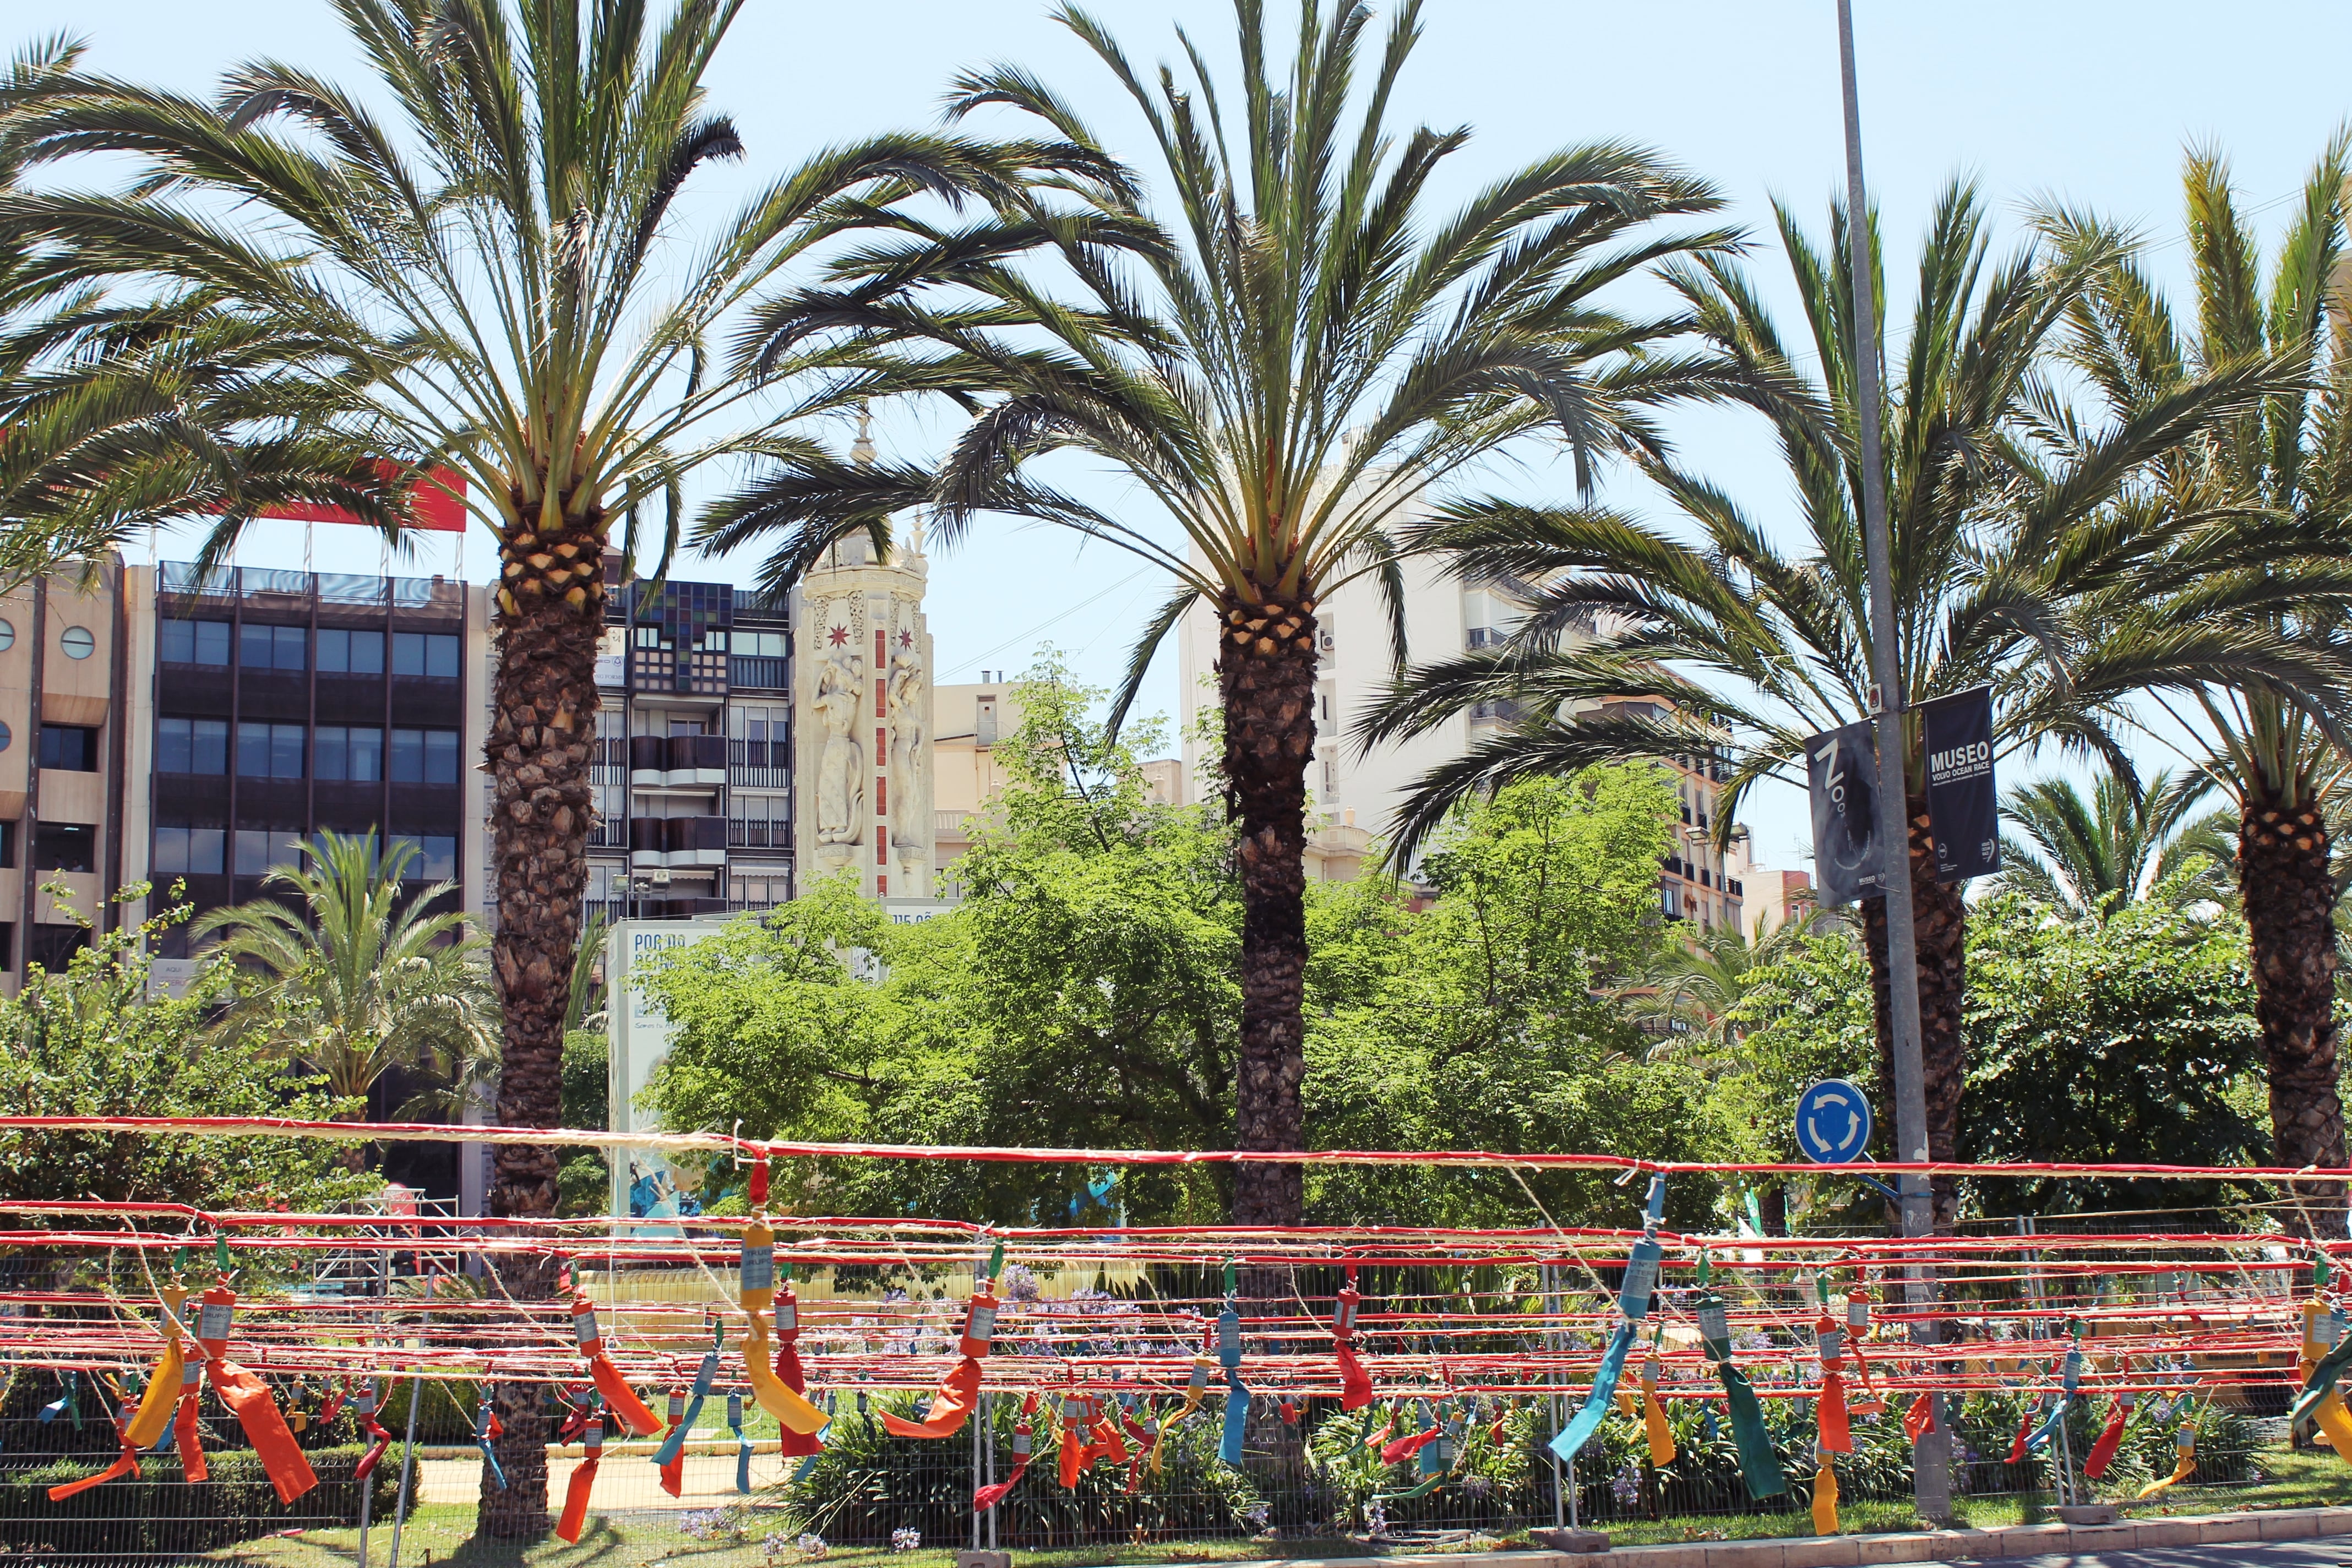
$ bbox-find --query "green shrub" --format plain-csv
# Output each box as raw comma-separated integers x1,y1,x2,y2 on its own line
0,1444,400,1553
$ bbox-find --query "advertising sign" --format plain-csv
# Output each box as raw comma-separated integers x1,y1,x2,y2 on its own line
1921,687,2000,884
1805,718,1888,906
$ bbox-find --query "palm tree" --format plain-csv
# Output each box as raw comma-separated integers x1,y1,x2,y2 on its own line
0,36,392,582
3,1,1082,1528
1623,908,1820,1065
1362,181,2342,1225
1993,768,2230,918
699,0,1737,1224
2041,138,2352,1188
193,831,496,1165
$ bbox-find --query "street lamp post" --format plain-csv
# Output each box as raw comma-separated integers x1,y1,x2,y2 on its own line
1833,0,1950,1523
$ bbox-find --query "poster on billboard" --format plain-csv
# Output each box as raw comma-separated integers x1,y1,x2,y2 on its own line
1805,718,1889,907
1921,687,1999,883
606,918,734,1229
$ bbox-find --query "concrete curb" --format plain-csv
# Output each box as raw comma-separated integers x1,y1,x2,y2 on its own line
1231,1504,2352,1567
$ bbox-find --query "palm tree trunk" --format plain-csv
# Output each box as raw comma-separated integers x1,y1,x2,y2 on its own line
477,515,605,1535
2239,795,2345,1231
1861,797,1967,1230
1217,596,1315,1227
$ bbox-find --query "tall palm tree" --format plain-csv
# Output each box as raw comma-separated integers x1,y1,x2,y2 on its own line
1994,768,2230,919
194,831,496,1166
2,0,1084,1529
1362,181,2342,1225
699,0,1737,1224
2041,138,2352,1188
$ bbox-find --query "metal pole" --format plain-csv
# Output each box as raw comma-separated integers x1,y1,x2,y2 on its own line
385,1363,423,1568
1834,0,1948,1523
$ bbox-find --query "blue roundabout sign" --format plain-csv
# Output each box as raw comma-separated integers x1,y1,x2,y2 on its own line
1794,1079,1874,1165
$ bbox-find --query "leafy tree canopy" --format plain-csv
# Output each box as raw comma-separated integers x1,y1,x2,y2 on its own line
1722,886,2268,1221
0,891,372,1223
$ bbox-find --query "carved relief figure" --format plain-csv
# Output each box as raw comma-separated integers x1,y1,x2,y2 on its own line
886,633,926,849
812,647,865,847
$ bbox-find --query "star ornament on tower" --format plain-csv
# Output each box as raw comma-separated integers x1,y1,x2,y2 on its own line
827,626,850,647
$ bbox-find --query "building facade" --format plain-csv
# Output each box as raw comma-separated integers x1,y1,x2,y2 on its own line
583,564,797,927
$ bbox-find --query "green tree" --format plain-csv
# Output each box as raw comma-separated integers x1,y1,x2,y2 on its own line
1994,767,2231,919
1620,909,1823,1064
1364,180,2328,1225
0,890,368,1221
193,831,495,1168
699,0,1735,1224
1722,888,2267,1219
2038,137,2352,1188
1300,768,1714,1229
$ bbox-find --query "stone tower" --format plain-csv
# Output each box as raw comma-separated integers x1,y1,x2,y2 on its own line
791,422,935,901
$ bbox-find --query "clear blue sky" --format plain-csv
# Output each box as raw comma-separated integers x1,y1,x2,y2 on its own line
65,0,2352,873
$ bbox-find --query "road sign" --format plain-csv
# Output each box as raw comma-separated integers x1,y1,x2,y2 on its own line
1795,1079,1874,1165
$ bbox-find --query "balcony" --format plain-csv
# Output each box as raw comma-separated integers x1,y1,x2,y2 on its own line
726,816,788,850
629,733,726,788
630,814,727,869
730,654,788,691
728,738,787,790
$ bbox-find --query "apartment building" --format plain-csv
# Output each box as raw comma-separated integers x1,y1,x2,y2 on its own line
1177,538,1788,925
584,565,796,925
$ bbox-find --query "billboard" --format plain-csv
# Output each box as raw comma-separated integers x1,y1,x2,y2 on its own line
606,918,733,1224
1804,718,1890,907
1920,687,2000,883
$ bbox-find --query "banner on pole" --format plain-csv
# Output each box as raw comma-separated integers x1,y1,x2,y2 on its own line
1921,687,1999,884
1804,718,1888,907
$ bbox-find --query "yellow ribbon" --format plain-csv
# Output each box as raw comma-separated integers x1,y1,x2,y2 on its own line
122,1289,188,1451
739,1224,827,1435
1810,1449,1839,1535
1641,1359,1675,1467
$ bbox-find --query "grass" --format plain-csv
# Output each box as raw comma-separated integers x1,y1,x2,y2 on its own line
205,1447,2352,1567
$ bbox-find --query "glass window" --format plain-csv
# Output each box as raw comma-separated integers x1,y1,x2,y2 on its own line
59,626,94,660
0,821,13,868
33,822,95,872
162,619,231,665
416,835,456,882
317,628,386,674
0,719,12,753
37,726,99,772
313,725,384,782
154,823,226,875
237,722,304,778
392,631,459,678
389,727,459,785
0,618,13,651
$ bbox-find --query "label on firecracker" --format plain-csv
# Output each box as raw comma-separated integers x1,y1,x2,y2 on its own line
668,1390,688,1423
1847,1296,1870,1331
739,1242,774,1293
1011,1427,1032,1457
583,1419,603,1452
182,1361,204,1389
1618,1240,1660,1320
967,1303,998,1344
1333,1294,1358,1332
197,1299,232,1342
727,1392,744,1427
1817,1326,1844,1364
1062,1397,1085,1423
775,1295,797,1335
353,1383,377,1414
573,1306,600,1347
1187,1359,1208,1392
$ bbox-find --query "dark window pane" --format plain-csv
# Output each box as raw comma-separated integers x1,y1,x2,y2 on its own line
318,628,349,672
274,625,307,671
193,720,226,774
160,620,191,664
315,726,348,781
390,728,422,783
392,633,424,676
32,822,94,873
37,726,97,771
239,625,274,667
188,827,224,874
424,729,458,783
428,633,458,678
26,924,87,971
235,828,268,875
353,629,384,673
349,726,382,782
0,821,14,869
237,722,270,777
271,724,303,778
419,835,456,881
158,718,191,774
